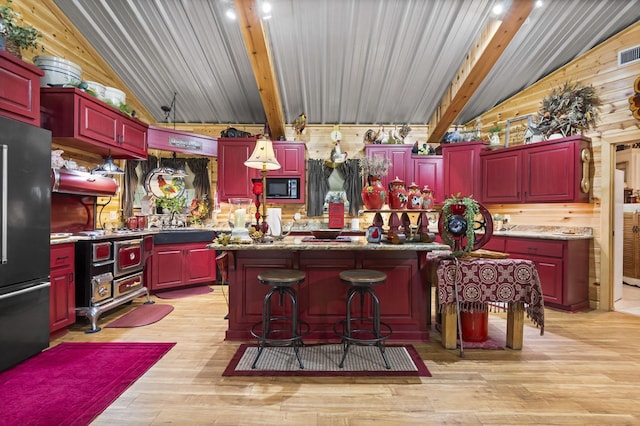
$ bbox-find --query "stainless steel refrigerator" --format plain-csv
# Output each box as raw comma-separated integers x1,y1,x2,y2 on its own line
0,115,52,372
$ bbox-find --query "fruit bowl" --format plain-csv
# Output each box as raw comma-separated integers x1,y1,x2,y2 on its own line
310,229,342,240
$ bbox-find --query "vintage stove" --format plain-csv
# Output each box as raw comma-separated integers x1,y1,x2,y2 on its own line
74,230,154,333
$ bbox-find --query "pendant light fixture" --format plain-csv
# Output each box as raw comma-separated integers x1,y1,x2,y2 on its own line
92,151,124,175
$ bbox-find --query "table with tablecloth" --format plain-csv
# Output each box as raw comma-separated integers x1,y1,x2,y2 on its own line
433,257,545,349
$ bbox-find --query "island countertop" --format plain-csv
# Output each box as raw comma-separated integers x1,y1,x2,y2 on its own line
207,236,450,251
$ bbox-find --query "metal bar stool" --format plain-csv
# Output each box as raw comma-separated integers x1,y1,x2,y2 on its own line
250,269,310,369
334,269,392,369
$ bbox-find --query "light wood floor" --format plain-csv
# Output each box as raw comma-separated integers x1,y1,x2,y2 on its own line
51,285,640,425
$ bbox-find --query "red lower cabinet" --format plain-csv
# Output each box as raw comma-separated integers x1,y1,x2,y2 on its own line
489,236,590,311
49,243,76,333
151,242,217,291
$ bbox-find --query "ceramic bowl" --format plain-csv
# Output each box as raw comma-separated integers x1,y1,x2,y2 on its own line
85,81,106,99
104,86,126,105
34,56,82,87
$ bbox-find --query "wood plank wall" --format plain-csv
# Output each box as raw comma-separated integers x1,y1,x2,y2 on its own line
14,1,640,308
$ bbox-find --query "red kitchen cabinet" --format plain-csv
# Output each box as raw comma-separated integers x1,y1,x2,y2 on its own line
412,155,444,205
481,136,591,203
217,138,257,201
218,138,305,203
365,145,413,191
269,142,306,176
442,141,486,200
49,243,76,333
0,50,43,126
40,87,148,159
481,149,521,203
489,235,590,311
152,242,217,291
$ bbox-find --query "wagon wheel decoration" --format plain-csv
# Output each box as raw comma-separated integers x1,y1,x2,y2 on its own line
438,202,493,254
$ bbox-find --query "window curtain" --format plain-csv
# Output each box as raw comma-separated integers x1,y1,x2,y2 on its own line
122,160,140,218
307,159,331,216
337,159,363,216
186,158,211,200
140,154,158,190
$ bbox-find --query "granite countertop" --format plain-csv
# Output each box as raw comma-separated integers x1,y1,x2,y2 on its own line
207,236,450,251
490,225,593,240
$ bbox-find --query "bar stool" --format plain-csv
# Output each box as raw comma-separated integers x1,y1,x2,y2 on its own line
250,269,309,369
334,269,392,369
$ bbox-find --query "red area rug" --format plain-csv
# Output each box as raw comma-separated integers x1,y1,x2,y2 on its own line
223,344,431,377
105,303,174,328
0,342,175,426
155,285,213,299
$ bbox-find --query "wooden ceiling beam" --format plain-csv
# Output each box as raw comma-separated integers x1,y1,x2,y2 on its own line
427,0,536,143
234,0,286,140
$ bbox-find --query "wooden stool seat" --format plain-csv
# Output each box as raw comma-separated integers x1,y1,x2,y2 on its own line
258,269,306,287
339,269,387,287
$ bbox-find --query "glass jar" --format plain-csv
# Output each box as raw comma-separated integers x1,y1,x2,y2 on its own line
227,198,253,229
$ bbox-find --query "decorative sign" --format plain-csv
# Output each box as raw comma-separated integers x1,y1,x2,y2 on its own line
169,137,203,151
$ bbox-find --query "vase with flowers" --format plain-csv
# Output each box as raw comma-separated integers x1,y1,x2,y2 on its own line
359,156,391,210
0,0,43,59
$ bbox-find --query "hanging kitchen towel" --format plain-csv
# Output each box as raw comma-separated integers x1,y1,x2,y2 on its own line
267,208,282,236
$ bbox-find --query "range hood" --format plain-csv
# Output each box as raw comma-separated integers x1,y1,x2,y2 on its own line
51,168,118,197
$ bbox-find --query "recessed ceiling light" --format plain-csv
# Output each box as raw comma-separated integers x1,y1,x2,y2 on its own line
226,8,236,20
535,0,544,7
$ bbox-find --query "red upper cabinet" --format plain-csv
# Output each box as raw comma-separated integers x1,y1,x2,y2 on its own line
0,50,43,126
481,135,591,204
412,155,444,205
442,141,486,200
217,138,257,201
481,148,521,203
269,143,305,177
365,145,413,191
218,138,305,203
40,87,148,159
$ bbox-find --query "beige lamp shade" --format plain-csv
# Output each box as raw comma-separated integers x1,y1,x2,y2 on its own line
244,137,281,171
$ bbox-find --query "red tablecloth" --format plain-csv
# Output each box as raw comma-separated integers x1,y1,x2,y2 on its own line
435,257,544,334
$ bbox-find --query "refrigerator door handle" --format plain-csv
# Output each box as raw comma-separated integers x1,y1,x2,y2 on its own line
1,144,7,264
0,281,50,301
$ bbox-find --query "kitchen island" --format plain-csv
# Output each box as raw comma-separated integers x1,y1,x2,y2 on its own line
208,237,449,342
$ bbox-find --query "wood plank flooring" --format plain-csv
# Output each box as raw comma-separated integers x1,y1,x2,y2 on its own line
51,285,640,425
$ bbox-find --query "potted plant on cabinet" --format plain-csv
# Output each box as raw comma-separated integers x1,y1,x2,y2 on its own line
0,0,43,59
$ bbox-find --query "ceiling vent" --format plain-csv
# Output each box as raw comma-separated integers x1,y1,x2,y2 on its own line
618,45,640,67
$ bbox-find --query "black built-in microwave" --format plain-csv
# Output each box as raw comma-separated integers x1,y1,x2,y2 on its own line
265,177,300,199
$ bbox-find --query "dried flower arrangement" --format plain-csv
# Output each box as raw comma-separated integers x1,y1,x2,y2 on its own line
530,81,600,138
359,156,391,178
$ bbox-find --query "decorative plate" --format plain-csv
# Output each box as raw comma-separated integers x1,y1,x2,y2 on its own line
145,170,185,199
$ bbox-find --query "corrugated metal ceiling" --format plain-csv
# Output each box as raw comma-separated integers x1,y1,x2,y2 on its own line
53,0,640,130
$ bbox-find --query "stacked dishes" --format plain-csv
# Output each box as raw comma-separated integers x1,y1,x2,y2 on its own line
34,56,82,87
